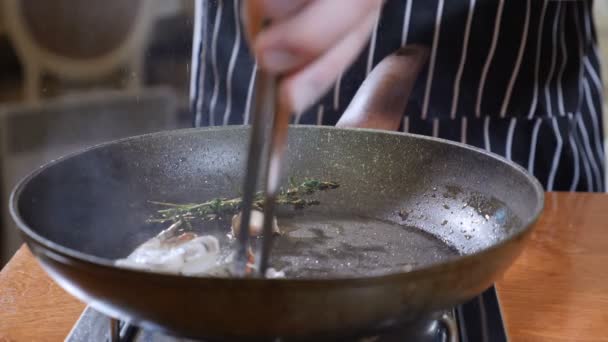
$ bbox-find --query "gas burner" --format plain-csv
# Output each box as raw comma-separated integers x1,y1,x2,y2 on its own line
67,288,507,342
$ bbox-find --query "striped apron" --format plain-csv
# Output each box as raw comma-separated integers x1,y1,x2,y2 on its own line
190,0,605,192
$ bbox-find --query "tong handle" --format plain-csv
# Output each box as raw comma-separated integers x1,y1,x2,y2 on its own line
236,3,290,277
256,81,290,275
234,69,277,276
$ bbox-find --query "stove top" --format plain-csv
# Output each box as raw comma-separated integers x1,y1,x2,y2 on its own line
66,287,507,342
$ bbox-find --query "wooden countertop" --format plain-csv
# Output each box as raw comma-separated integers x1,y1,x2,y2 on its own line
1,192,607,341
496,192,608,341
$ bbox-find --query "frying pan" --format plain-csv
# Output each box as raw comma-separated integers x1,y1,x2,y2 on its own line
10,123,543,339
10,44,542,340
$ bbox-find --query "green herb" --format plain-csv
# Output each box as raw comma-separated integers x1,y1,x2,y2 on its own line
149,179,339,224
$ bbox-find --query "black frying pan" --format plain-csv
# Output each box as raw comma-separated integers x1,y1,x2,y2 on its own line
10,125,543,340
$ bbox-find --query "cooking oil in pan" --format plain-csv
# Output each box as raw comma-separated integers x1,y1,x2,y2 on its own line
267,213,460,278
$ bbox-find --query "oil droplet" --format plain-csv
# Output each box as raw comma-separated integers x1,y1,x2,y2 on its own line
432,187,437,191
462,203,468,208
464,234,472,240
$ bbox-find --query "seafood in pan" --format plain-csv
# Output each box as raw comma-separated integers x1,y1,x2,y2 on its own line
115,211,286,278
116,179,338,277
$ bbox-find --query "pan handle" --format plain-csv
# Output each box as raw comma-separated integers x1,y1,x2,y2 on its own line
336,45,429,131
439,313,459,342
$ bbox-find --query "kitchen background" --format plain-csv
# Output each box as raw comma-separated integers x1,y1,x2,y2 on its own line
0,1,606,267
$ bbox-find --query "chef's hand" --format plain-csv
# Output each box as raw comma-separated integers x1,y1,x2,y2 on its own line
243,0,383,114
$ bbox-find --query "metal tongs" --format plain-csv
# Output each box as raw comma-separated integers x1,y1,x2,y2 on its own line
234,6,290,277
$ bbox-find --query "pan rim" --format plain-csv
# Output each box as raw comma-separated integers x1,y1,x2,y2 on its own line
9,125,545,283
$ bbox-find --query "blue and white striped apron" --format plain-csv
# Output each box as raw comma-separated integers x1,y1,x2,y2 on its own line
190,0,605,192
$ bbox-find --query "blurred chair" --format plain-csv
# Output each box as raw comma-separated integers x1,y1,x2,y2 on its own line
0,87,185,265
2,0,153,102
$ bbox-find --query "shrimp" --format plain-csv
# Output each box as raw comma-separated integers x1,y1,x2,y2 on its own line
115,221,220,276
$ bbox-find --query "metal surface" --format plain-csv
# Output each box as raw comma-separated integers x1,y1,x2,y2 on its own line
11,126,544,339
67,306,457,342
238,3,285,277
235,68,276,275
257,78,289,275
439,313,458,342
237,64,288,277
66,286,510,341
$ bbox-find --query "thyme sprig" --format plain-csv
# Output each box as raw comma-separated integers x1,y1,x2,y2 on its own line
148,179,339,224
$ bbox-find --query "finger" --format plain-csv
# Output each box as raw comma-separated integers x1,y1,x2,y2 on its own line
254,0,383,74
279,10,380,113
242,0,311,46
336,45,429,131
258,0,311,19
241,0,266,47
